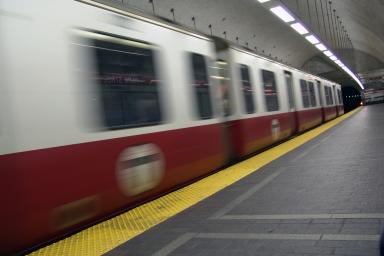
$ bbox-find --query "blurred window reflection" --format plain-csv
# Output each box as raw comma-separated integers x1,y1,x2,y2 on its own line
76,34,162,129
239,64,255,114
300,79,310,108
338,89,342,104
325,86,334,106
261,70,280,112
308,82,317,107
190,53,213,119
329,86,334,105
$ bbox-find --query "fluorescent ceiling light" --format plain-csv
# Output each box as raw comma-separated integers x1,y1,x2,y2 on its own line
290,22,308,35
329,55,338,61
343,67,353,74
258,0,271,2
305,35,320,44
315,43,327,51
270,6,295,23
323,50,333,56
335,60,343,65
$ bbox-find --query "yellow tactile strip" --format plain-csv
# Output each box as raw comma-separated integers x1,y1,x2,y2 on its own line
30,107,362,256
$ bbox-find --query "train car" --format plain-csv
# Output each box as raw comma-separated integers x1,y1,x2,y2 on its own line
0,0,345,254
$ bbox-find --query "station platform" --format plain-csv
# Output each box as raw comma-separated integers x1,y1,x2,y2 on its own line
31,104,384,256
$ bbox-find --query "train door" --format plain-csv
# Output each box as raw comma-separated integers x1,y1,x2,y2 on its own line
316,80,325,122
284,71,298,133
215,60,232,118
217,59,236,162
212,39,235,162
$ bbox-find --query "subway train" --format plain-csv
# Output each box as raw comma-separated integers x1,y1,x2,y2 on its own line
0,0,344,254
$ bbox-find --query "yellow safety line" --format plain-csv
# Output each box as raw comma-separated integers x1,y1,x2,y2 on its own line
30,107,362,256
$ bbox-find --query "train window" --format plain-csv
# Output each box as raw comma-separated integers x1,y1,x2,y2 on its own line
316,80,323,106
325,86,333,106
261,70,279,112
76,36,162,129
284,71,295,110
324,87,329,105
329,87,334,105
239,64,255,114
190,53,213,119
337,89,342,104
308,82,317,107
300,79,310,108
332,86,337,105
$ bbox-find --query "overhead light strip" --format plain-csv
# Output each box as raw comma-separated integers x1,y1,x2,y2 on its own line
270,6,295,23
290,22,309,35
260,2,364,89
305,35,320,44
329,55,338,61
315,43,327,51
323,50,333,57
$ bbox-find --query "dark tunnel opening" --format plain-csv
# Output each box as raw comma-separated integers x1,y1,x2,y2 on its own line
342,86,362,113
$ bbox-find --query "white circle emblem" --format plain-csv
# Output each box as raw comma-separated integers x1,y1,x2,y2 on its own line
116,144,164,196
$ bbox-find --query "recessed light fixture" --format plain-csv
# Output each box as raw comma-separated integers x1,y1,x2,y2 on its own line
270,6,295,23
323,50,333,57
258,0,271,2
290,22,309,35
305,35,320,44
315,43,327,51
329,55,338,61
335,60,343,65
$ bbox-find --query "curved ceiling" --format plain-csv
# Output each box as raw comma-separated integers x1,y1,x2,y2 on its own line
332,0,384,70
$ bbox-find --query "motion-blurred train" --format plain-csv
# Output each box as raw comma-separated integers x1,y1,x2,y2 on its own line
0,0,344,254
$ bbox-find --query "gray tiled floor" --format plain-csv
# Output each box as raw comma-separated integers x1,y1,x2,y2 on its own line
106,104,384,256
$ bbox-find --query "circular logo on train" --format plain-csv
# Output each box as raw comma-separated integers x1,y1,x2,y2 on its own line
116,144,164,196
271,119,280,141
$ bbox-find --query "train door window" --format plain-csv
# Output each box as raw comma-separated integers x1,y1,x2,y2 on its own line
239,64,255,114
75,33,162,129
190,53,213,119
284,71,295,110
325,86,331,105
261,70,279,112
300,79,310,108
337,89,342,104
332,85,337,105
329,86,334,105
316,80,323,106
308,82,317,107
215,60,232,116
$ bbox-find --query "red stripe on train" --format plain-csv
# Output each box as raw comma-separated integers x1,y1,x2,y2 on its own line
0,123,226,254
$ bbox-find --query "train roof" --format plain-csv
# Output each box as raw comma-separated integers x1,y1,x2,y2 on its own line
78,0,212,41
214,37,340,86
79,0,340,87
